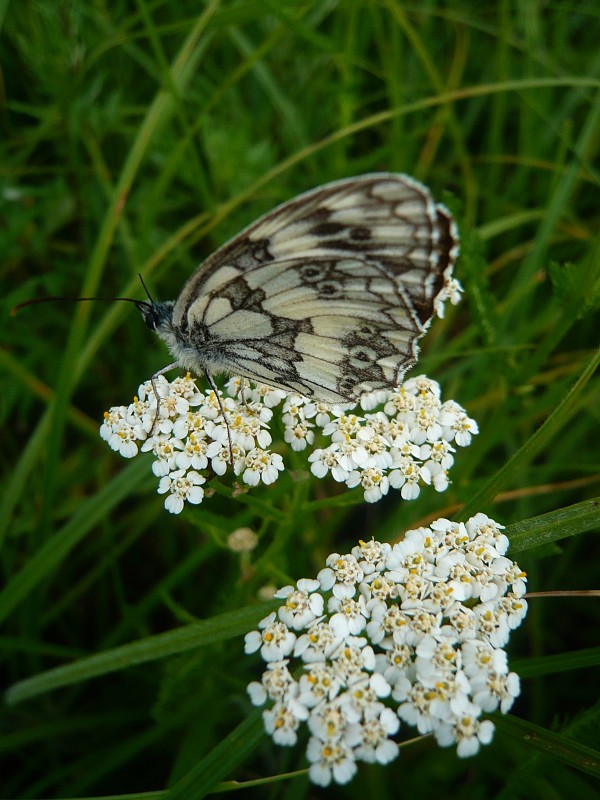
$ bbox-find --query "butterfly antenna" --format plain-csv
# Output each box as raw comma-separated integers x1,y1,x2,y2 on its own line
11,295,145,316
138,273,156,304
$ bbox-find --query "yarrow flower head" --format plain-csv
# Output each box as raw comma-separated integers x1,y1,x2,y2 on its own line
245,515,527,786
100,374,477,513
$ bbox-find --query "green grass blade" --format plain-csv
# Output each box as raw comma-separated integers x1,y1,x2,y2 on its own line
5,602,276,704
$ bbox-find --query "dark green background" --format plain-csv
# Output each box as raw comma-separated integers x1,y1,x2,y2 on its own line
1,1,599,798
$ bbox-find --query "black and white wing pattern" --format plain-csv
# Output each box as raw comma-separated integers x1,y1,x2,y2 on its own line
156,173,459,403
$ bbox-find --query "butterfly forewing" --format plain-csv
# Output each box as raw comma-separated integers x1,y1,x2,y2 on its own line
168,174,458,401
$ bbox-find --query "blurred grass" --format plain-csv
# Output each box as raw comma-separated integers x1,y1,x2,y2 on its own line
1,1,600,798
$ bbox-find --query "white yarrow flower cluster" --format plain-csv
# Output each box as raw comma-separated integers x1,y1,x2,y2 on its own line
100,374,477,513
245,514,526,786
435,275,463,318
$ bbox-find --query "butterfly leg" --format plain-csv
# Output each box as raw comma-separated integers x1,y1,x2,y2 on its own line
149,361,180,435
239,377,251,406
204,369,235,469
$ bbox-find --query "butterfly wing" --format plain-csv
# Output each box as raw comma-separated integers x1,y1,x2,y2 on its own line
171,174,458,401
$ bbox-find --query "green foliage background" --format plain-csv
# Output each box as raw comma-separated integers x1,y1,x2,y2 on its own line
1,1,600,797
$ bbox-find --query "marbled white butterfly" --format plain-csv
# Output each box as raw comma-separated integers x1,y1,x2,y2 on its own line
139,173,459,403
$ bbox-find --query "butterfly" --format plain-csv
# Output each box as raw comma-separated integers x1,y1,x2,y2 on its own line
138,173,459,403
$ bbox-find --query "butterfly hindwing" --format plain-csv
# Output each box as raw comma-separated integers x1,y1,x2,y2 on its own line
162,173,458,401
179,256,432,402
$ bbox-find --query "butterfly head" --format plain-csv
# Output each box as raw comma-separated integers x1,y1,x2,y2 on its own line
136,299,186,368
137,300,175,332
